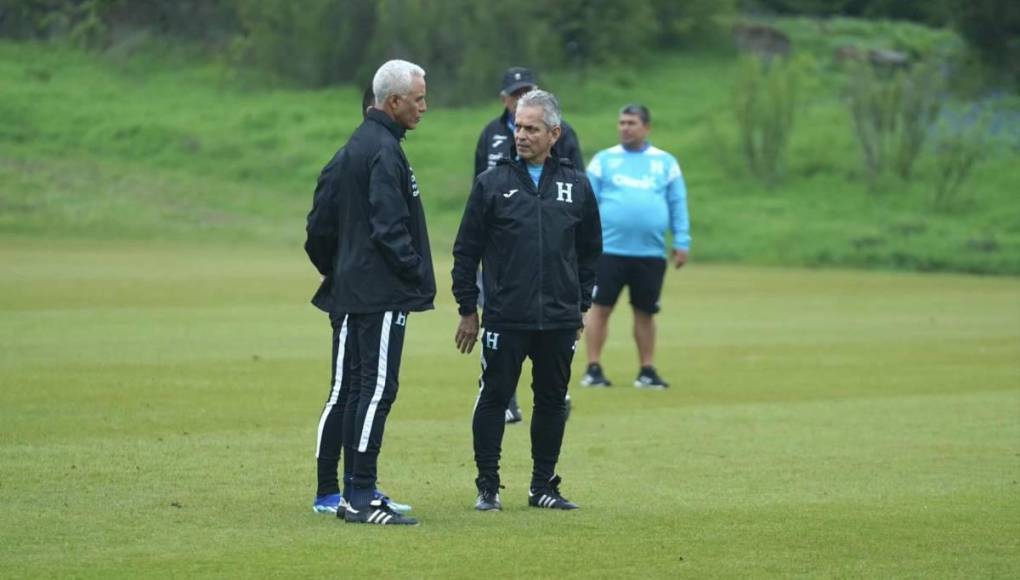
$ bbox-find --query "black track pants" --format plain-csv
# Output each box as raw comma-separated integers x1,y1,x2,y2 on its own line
342,311,408,507
472,328,575,490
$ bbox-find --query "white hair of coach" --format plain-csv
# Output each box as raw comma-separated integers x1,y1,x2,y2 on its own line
372,60,426,106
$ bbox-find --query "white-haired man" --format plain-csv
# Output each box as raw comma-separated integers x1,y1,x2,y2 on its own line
453,90,602,512
305,59,434,526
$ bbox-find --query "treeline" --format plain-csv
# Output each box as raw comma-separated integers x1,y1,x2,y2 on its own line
754,0,1018,70
0,0,734,103
0,0,1015,99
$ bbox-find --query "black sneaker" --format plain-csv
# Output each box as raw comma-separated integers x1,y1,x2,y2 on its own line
528,475,579,510
475,487,503,511
344,499,419,525
505,392,524,424
634,366,669,390
475,476,503,511
580,363,612,387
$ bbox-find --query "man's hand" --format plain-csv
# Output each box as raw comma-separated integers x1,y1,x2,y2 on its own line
672,248,689,269
455,312,480,354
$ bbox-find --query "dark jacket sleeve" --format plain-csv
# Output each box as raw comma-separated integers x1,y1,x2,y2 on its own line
560,123,586,171
368,147,423,282
473,126,489,179
451,178,489,315
576,174,602,312
304,155,340,277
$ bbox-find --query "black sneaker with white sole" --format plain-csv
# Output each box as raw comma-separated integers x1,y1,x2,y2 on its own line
344,499,419,525
528,475,579,510
580,363,612,387
634,366,669,390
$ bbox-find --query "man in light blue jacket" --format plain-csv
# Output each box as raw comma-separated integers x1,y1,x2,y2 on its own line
581,104,690,390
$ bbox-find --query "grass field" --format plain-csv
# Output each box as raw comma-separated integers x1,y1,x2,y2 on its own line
2,238,1017,578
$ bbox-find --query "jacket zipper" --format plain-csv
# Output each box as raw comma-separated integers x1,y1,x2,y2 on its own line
513,161,549,330
535,164,547,330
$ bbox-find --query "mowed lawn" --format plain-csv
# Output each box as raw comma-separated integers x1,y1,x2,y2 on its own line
1,239,1018,578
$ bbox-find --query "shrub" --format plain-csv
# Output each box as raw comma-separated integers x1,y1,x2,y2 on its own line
931,110,988,210
845,61,944,187
732,55,801,185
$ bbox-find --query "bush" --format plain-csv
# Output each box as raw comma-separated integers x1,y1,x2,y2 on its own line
732,55,801,184
846,61,944,187
931,110,988,210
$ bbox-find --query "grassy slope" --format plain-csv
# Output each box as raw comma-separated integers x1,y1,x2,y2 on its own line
1,18,1019,273
1,240,1018,577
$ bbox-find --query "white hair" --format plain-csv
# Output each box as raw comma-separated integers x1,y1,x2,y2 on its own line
372,60,426,106
516,89,561,129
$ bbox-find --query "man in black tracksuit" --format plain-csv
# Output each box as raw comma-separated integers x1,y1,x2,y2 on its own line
474,66,585,424
454,90,602,512
305,59,434,526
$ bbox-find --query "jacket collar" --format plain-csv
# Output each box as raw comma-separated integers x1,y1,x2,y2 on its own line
506,153,564,173
366,108,406,141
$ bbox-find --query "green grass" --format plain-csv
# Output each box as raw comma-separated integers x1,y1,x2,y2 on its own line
2,20,1019,273
2,239,1018,578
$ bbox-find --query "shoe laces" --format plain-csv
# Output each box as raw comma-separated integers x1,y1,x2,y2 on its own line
479,483,505,500
546,475,565,497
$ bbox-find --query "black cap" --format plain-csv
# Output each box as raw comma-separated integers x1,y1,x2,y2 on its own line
501,67,538,95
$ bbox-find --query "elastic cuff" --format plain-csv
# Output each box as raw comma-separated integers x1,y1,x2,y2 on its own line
458,304,477,316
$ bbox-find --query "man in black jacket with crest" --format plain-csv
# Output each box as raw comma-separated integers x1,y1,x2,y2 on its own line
453,89,602,512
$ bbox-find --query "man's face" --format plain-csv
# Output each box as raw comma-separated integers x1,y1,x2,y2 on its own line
501,85,536,122
618,113,650,148
514,105,560,164
388,76,428,130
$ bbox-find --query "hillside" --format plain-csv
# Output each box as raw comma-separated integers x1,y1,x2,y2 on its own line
1,17,1018,274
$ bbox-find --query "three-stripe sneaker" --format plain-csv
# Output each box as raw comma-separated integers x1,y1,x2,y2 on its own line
505,392,524,424
504,406,523,424
343,499,419,526
528,475,579,510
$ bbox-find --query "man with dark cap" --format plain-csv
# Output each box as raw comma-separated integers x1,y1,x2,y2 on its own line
474,66,585,178
473,67,585,424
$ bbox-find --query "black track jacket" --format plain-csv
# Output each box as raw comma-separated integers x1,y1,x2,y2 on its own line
452,156,602,331
474,109,585,178
305,109,436,314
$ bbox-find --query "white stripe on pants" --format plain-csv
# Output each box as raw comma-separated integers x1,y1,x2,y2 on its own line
358,311,392,452
315,314,348,457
